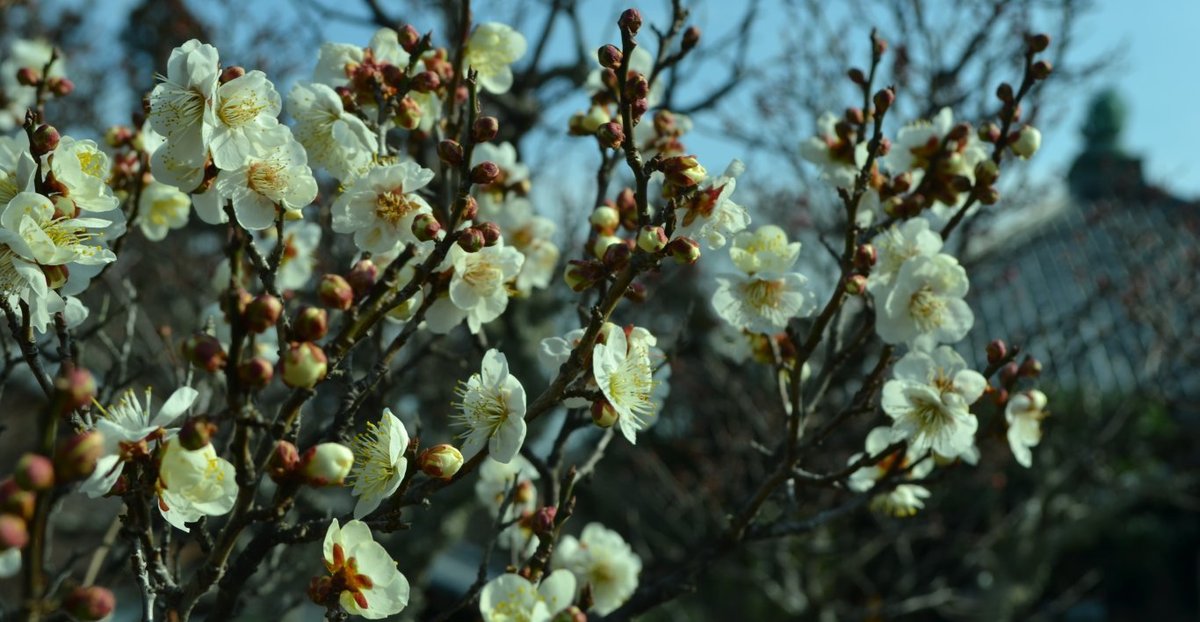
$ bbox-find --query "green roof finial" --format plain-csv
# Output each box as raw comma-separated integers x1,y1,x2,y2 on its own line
1081,88,1127,155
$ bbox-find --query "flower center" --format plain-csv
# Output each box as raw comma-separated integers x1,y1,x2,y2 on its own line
908,287,945,332
374,189,421,226
217,93,268,128
246,161,287,198
325,543,375,610
350,421,398,495
463,259,503,290
455,381,510,434
742,277,785,311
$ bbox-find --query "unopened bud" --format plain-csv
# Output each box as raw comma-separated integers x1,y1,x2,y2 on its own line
219,66,246,84
1,483,34,521
398,25,422,53
411,212,443,242
623,72,649,102
872,88,895,115
1000,361,1020,386
975,159,1000,185
596,121,624,149
947,123,971,142
16,67,40,87
602,240,632,270
589,206,620,232
245,294,283,334
437,140,463,166
1031,60,1052,80
46,77,73,96
979,186,1000,205
597,44,623,69
667,237,701,265
630,98,649,124
844,274,868,295
347,259,378,297
318,274,354,310
854,244,877,272
300,442,354,487
847,67,866,85
1010,125,1041,159
54,366,95,415
1018,355,1042,378
1027,33,1051,54
182,333,227,373
682,26,701,51
564,260,601,292
986,339,1007,365
63,586,116,621
845,107,865,126
54,430,104,482
411,70,440,93
457,227,485,252
178,417,216,451
281,342,328,389
293,306,329,341
592,234,623,260
996,82,1014,103
14,454,54,491
591,399,619,428
637,225,668,253
0,514,28,550
470,161,500,185
979,122,1002,143
395,96,422,130
456,195,479,221
268,440,301,484
237,356,275,389
476,222,502,247
418,444,464,479
472,116,499,143
992,387,1009,407
31,124,60,156
532,506,557,535
618,9,643,35
660,155,706,188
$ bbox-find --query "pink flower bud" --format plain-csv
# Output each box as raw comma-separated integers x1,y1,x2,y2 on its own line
395,96,422,130
14,453,54,491
31,124,60,156
237,357,275,389
1018,356,1042,378
854,244,877,272
591,399,619,428
602,240,632,270
630,97,649,124
268,440,301,484
182,333,227,373
596,121,624,149
219,66,246,84
623,72,649,102
532,506,557,535
63,586,116,621
418,444,464,479
0,514,28,550
873,87,895,115
637,225,668,253
1000,361,1020,386
457,227,486,253
477,222,502,247
245,294,283,334
472,116,499,143
179,417,217,451
589,206,620,232
15,67,40,87
1,479,34,521
469,161,500,185
293,306,328,342
411,212,442,242
318,274,354,311
844,274,868,296
666,237,701,265
597,44,623,69
437,140,464,167
618,9,643,35
398,24,422,53
682,26,701,51
281,342,327,389
411,70,440,93
54,366,95,416
300,443,353,487
54,431,104,482
986,339,1007,365
347,259,378,297
47,77,74,96
456,195,479,221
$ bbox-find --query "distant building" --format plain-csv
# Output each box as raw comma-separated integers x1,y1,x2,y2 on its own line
966,90,1200,413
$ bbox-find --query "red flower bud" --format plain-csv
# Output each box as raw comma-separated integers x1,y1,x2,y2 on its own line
472,116,499,143
245,294,283,334
293,306,329,341
63,586,116,621
469,161,500,185
411,70,440,93
182,333,227,373
986,339,1007,365
596,121,624,149
667,237,701,265
268,440,301,484
618,9,643,35
0,514,29,550
237,356,275,389
457,227,485,253
14,453,54,491
31,124,60,156
16,67,40,87
178,417,217,451
597,44,623,69
347,259,378,297
318,274,354,311
476,222,502,247
219,66,246,84
437,139,463,166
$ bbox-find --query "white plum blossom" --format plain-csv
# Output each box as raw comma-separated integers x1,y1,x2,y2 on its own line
552,522,642,616
881,346,985,459
454,349,527,463
868,218,943,293
137,181,191,241
314,28,409,89
79,386,199,498
673,160,750,249
320,519,411,619
349,408,410,519
464,23,528,94
156,439,238,532
1005,389,1048,468
479,569,576,622
206,126,317,229
482,196,558,295
426,242,524,335
799,111,867,189
47,137,119,213
0,135,36,208
593,324,658,443
209,70,282,169
288,81,377,182
712,272,817,335
848,427,935,517
875,253,973,350
264,221,322,291
729,225,801,275
476,455,541,556
147,40,219,189
332,161,435,254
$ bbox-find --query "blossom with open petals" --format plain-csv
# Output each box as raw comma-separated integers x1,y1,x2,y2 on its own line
425,243,524,335
315,519,410,619
868,218,943,293
480,569,576,622
875,253,973,350
137,181,191,241
156,439,237,532
464,23,527,94
453,349,527,463
205,126,317,229
673,160,750,249
881,347,984,459
349,409,410,518
332,161,435,254
593,324,657,443
552,523,641,616
848,427,935,517
288,81,377,182
1005,389,1048,468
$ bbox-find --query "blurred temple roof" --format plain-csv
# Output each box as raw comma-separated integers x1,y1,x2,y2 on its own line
967,90,1200,411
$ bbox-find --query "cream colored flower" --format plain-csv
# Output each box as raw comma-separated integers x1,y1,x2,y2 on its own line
453,349,527,463
156,439,237,532
464,23,527,94
137,181,191,241
349,408,410,518
552,523,641,616
319,519,411,619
